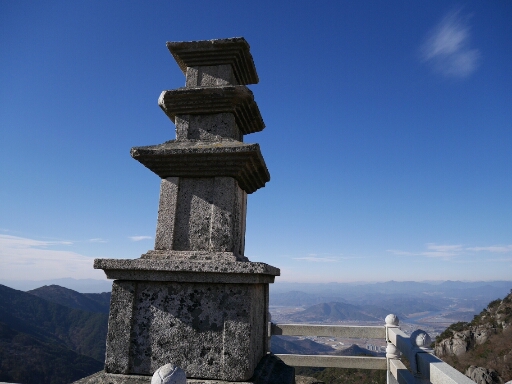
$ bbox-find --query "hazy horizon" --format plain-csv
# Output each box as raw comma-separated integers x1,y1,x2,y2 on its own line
2,277,512,294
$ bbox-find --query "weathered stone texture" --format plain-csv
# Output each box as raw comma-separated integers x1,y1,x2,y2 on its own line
74,354,294,384
104,281,268,381
105,281,136,374
167,38,258,85
175,114,241,142
466,366,503,384
185,65,237,88
157,86,264,135
154,177,179,251
130,141,269,195
167,177,246,255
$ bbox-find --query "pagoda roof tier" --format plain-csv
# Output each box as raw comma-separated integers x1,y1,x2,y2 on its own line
131,140,270,194
167,38,258,85
158,86,264,135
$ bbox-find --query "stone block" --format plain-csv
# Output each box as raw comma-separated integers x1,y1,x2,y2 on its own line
105,281,136,374
185,65,237,87
104,280,269,381
154,177,179,251
153,177,246,258
175,114,241,142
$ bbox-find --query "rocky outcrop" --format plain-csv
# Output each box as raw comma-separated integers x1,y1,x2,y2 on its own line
435,326,497,356
434,290,512,383
466,366,503,384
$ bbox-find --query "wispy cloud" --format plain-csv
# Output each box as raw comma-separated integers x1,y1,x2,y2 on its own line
294,256,339,262
387,244,460,258
89,238,108,243
293,253,362,262
420,8,480,78
388,243,512,260
129,236,152,242
466,246,512,253
0,234,104,281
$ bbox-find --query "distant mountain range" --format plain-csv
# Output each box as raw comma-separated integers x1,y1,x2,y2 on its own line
270,280,512,318
0,284,108,384
1,278,112,293
286,302,383,322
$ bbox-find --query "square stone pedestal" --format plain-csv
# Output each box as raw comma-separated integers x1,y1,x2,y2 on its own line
74,353,295,384
91,259,282,382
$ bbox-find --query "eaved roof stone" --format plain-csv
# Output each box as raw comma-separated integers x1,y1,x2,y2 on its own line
167,37,259,85
158,85,264,135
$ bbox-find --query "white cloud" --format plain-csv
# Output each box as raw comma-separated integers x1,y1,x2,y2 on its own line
293,256,339,262
426,243,463,252
292,253,361,262
388,243,512,260
0,234,104,281
129,236,152,241
386,249,415,256
388,243,463,258
420,9,480,78
466,245,512,253
89,238,108,243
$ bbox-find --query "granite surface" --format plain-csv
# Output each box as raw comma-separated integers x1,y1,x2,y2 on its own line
141,251,248,263
94,259,279,284
175,113,242,141
167,38,258,85
185,65,237,88
94,259,279,275
158,86,264,136
74,354,293,384
103,281,270,381
152,177,247,257
130,141,269,194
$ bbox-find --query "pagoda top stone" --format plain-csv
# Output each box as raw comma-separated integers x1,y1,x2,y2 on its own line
167,37,259,85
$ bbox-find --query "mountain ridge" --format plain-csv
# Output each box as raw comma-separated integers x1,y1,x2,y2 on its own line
0,284,108,384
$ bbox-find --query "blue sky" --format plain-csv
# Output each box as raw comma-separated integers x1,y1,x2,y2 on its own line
1,1,511,284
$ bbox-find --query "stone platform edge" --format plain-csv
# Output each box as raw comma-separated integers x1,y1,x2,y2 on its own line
74,353,294,384
94,259,280,283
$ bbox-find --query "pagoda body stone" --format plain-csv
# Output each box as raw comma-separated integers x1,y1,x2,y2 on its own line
81,38,292,384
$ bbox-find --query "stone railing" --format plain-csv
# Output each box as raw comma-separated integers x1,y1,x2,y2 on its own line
270,315,476,384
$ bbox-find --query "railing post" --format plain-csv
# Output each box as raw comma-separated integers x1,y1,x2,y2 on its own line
385,314,400,384
410,329,433,382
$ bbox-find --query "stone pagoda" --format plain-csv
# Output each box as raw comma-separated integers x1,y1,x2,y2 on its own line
79,38,293,383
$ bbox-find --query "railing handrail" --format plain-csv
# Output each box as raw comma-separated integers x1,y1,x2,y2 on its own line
274,354,387,370
270,322,387,371
271,323,386,339
270,317,477,384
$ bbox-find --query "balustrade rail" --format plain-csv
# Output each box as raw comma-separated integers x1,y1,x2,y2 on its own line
269,315,476,384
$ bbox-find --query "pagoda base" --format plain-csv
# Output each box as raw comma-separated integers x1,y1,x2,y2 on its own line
94,259,279,381
74,354,294,384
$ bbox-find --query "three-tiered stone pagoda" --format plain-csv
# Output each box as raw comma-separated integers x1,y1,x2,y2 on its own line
81,38,293,383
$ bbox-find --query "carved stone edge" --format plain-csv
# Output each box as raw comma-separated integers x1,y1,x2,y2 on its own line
166,38,258,85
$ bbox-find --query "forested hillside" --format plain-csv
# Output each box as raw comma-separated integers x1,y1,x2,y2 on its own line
0,284,108,384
